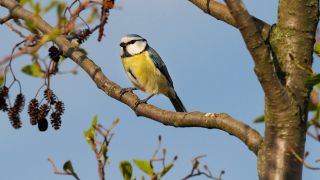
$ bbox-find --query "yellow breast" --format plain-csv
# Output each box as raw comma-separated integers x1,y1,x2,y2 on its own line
122,51,170,95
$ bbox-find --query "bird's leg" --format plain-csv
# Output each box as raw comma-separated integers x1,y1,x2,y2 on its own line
120,87,137,98
140,93,155,103
134,93,156,109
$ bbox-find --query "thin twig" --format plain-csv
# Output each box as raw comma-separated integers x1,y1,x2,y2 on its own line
182,154,223,180
98,0,114,41
64,0,92,34
0,14,11,24
151,135,162,160
0,34,39,65
48,158,80,180
307,131,320,142
0,48,27,65
290,147,320,170
5,22,25,38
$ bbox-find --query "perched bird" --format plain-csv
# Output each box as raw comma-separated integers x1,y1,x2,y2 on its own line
119,34,187,112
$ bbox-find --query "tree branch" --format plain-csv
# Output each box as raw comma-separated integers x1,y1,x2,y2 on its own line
189,0,235,26
189,0,271,40
48,158,80,180
0,0,263,155
224,0,288,108
0,14,11,24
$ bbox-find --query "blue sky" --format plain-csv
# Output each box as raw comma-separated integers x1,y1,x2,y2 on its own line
0,0,319,179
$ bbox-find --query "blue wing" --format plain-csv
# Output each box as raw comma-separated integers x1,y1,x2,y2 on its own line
147,47,174,88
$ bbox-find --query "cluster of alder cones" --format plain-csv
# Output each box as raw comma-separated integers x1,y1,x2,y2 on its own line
0,87,64,131
0,29,91,131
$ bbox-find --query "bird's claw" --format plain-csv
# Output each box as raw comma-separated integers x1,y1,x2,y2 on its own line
120,87,136,99
133,93,155,111
134,98,148,110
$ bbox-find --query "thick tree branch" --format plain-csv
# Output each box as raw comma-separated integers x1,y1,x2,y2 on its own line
189,0,271,40
189,0,236,26
271,0,318,103
0,0,263,154
224,0,289,109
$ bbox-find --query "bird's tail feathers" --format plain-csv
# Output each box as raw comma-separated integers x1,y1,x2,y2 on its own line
169,93,187,112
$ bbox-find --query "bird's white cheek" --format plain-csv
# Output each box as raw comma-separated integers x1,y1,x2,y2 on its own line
126,44,136,55
126,41,146,56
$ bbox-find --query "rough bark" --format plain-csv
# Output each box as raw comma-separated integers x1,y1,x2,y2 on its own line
221,0,318,179
262,0,319,179
222,0,319,180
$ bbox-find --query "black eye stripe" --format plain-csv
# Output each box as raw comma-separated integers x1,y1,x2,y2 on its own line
121,39,146,47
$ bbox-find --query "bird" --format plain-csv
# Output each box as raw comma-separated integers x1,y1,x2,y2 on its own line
119,34,187,112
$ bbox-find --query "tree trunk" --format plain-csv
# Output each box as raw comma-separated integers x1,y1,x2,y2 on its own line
258,0,319,179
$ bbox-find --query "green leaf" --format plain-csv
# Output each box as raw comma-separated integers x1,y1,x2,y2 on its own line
44,1,59,13
57,2,66,17
25,20,38,34
310,109,320,128
160,163,174,177
18,0,30,5
87,8,99,23
119,160,133,180
78,48,88,55
34,2,41,15
254,115,264,123
84,115,98,146
83,130,94,146
306,74,320,89
308,101,318,111
133,159,153,175
314,42,320,57
101,144,108,161
21,63,44,78
63,160,75,174
90,115,98,129
28,0,36,10
0,72,4,86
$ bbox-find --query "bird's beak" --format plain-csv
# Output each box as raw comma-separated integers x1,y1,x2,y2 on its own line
120,42,126,47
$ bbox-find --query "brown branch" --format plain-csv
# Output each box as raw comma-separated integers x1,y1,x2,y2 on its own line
182,155,224,180
5,22,25,38
86,130,106,180
224,0,287,107
189,0,271,40
0,48,27,64
223,2,295,178
0,35,39,64
64,0,91,34
189,0,235,26
0,0,263,155
97,0,114,41
93,140,105,180
0,14,11,24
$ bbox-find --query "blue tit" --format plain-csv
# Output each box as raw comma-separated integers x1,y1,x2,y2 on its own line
119,34,187,112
